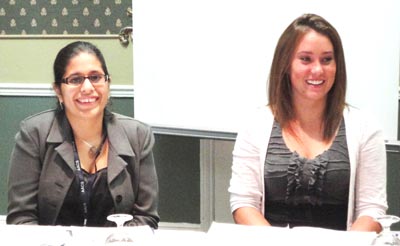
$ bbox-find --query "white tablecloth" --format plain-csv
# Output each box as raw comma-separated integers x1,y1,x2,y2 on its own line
0,222,388,246
207,222,378,246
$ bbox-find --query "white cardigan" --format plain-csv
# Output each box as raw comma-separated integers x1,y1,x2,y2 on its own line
229,106,387,230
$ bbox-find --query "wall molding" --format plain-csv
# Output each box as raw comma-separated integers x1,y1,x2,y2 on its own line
0,83,134,98
152,126,237,140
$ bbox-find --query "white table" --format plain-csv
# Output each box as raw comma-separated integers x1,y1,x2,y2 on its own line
207,222,378,246
0,224,206,246
0,222,391,246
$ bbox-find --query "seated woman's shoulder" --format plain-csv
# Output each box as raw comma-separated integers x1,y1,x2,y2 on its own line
344,104,383,132
344,105,373,120
21,109,58,126
110,112,152,130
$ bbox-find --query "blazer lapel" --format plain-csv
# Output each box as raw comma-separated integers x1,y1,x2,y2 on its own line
47,113,76,171
106,118,136,211
106,119,136,181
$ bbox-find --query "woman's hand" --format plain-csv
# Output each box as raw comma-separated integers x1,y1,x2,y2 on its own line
350,215,382,233
233,207,271,226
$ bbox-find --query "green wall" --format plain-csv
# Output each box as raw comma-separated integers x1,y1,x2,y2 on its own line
0,38,133,85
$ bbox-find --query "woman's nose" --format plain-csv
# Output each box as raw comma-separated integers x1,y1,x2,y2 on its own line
311,61,323,75
80,77,95,92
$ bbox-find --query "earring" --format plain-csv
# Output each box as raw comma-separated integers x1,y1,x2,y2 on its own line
59,101,64,110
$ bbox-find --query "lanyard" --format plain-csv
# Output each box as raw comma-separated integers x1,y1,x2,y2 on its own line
72,140,90,226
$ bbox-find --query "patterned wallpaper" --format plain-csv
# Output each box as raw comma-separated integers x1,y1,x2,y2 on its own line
0,0,132,35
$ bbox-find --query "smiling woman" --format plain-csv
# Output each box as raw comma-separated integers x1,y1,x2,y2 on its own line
7,41,160,229
54,50,111,135
229,13,387,233
289,30,336,107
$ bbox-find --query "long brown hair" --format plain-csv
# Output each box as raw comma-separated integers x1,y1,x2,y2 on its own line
268,13,347,141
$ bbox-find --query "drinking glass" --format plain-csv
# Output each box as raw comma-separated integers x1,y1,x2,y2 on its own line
371,215,400,245
104,214,134,246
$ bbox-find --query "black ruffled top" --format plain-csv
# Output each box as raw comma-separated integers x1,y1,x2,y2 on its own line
56,168,115,226
264,119,350,230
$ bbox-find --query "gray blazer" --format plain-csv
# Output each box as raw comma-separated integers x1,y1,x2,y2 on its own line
7,109,159,228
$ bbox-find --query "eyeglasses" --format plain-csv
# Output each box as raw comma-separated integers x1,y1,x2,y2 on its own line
61,74,109,86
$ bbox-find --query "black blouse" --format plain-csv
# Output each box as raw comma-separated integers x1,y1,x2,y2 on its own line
264,119,350,230
56,168,115,226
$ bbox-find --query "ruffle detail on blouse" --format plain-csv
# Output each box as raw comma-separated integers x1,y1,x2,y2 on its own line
286,152,329,206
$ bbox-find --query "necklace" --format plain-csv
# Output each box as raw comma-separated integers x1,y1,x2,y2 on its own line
80,135,107,159
81,140,101,158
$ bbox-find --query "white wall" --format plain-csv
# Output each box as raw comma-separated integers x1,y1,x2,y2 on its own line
133,0,400,140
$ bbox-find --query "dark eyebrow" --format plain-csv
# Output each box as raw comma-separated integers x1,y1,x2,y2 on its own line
66,70,104,77
296,51,333,55
322,51,334,55
296,51,312,55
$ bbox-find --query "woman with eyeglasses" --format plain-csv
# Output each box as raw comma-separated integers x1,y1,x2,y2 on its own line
7,41,159,228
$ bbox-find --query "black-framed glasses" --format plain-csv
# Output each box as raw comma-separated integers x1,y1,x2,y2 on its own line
61,74,109,86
